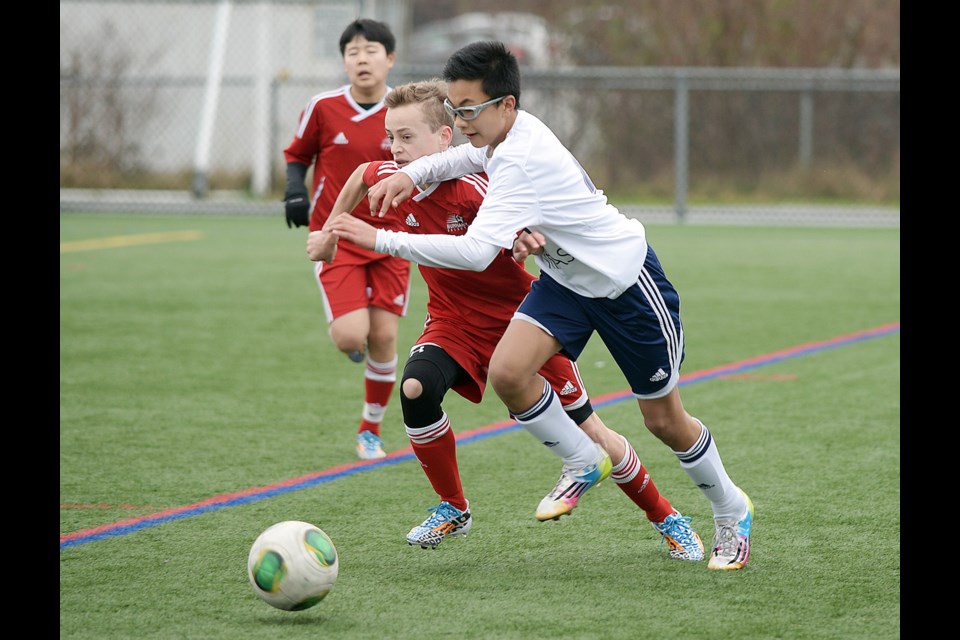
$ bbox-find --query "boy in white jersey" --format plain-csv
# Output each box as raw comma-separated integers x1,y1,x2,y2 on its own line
309,80,703,559
330,42,754,570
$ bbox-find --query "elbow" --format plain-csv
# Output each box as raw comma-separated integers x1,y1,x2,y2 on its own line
465,253,497,272
445,238,499,271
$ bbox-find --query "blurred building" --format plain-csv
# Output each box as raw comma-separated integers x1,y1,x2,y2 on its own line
405,12,555,68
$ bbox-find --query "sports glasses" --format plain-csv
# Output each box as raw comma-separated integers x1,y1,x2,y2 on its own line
443,96,506,121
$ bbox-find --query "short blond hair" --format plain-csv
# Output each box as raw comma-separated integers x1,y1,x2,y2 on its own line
385,79,453,131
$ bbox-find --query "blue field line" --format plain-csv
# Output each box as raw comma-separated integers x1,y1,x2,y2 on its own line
60,321,899,550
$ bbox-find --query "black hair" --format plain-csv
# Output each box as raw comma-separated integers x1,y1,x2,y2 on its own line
442,41,521,109
339,18,396,56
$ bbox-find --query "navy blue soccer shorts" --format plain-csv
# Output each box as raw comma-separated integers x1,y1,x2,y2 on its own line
514,244,685,399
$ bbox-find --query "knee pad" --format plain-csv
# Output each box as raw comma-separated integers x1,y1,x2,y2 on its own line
400,345,462,429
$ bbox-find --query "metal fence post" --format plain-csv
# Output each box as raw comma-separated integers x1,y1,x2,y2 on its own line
674,71,689,222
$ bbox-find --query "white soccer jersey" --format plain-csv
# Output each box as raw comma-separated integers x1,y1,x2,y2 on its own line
375,110,649,298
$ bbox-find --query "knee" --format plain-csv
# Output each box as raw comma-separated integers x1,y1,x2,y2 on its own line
488,357,524,398
642,411,700,450
643,415,673,441
367,323,397,350
399,364,446,429
638,401,676,438
401,377,423,400
328,326,364,353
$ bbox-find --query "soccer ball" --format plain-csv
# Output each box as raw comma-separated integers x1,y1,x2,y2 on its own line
247,520,339,611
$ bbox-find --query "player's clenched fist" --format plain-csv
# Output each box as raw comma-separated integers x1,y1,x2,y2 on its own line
306,230,338,264
512,229,546,262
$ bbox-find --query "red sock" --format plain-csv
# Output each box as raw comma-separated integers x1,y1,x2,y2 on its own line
407,414,467,512
611,438,674,523
357,358,396,437
358,417,385,437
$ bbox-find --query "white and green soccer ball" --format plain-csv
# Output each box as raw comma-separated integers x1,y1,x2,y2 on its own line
247,520,339,611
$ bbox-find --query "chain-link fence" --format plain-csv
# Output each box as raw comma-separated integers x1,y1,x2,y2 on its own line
60,0,900,226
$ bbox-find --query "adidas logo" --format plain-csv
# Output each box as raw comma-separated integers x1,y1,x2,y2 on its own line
333,132,349,144
405,213,420,227
637,473,651,493
559,380,577,395
393,294,405,305
649,368,668,382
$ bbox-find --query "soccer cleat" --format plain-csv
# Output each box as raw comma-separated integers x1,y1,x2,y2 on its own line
355,430,387,460
708,488,755,570
406,501,472,549
651,511,705,561
535,444,612,521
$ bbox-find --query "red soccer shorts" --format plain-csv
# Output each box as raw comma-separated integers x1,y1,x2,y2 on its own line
314,250,411,321
413,317,589,409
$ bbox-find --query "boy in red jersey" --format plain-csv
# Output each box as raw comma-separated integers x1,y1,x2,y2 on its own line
307,80,704,560
282,19,408,460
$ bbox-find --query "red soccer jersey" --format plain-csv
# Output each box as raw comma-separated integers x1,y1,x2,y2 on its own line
283,85,395,237
363,161,534,331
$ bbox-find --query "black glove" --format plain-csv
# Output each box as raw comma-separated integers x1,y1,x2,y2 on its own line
284,190,310,228
284,162,310,228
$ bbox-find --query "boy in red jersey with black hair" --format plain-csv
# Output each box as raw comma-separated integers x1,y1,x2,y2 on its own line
283,19,409,460
307,80,704,560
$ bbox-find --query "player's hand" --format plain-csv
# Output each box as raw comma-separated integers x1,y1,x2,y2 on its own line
512,229,545,262
284,188,310,228
367,173,415,218
329,215,379,251
306,229,338,264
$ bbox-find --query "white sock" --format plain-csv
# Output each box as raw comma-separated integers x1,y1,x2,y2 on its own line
674,419,743,520
512,380,598,469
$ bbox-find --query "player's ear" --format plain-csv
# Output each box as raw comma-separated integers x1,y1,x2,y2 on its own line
438,125,454,148
502,95,517,113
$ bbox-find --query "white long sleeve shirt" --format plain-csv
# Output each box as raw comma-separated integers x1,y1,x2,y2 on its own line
374,110,649,299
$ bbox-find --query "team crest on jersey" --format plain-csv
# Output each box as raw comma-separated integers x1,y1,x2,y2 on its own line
381,137,391,151
446,214,468,233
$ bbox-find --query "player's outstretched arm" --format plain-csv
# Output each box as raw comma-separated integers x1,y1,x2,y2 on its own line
367,172,415,218
306,163,371,264
325,163,372,230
